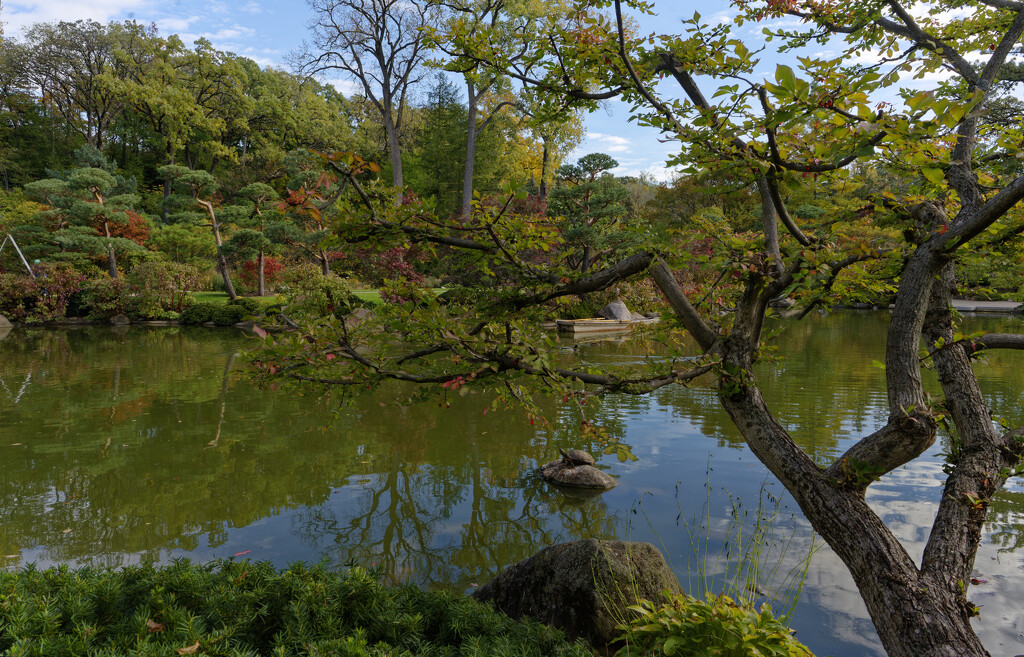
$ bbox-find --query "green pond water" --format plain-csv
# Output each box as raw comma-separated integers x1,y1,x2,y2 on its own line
1,312,1023,656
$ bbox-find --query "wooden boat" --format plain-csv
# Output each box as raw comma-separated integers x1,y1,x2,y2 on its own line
554,316,659,335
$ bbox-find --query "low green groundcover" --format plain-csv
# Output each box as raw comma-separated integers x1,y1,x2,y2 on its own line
0,560,593,657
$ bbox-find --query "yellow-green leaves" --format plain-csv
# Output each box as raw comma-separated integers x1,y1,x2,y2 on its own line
775,64,797,92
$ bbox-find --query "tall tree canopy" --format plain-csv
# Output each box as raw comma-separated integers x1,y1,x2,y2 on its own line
298,0,438,187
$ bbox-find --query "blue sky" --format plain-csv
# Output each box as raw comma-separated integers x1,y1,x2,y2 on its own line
1,0,895,181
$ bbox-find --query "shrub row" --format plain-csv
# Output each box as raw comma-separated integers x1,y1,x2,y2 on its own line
0,560,592,657
180,298,261,326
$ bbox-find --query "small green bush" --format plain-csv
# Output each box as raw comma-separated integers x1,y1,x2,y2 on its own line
0,560,592,657
226,297,261,314
614,593,814,657
83,277,135,319
180,302,220,325
280,264,355,318
128,261,205,314
211,305,247,326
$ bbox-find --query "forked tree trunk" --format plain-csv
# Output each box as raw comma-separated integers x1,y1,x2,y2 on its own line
198,198,237,301
318,248,331,276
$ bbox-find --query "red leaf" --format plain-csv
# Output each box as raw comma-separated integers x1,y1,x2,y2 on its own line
325,353,336,361
233,550,251,557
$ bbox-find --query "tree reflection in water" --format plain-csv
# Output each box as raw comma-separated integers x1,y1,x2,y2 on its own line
1,316,1022,657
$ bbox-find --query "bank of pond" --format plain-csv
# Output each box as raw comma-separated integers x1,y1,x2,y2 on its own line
1,311,1023,656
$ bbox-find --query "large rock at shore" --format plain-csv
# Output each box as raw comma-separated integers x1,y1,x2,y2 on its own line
472,539,682,650
599,299,648,322
599,299,632,320
0,314,11,329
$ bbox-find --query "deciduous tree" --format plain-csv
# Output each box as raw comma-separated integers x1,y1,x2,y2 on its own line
298,0,438,187
254,2,1024,654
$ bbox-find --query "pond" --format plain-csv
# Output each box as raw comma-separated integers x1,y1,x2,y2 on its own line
2,311,1023,656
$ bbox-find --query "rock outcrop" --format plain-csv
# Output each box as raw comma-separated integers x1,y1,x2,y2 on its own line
539,450,616,490
472,539,682,651
598,299,648,322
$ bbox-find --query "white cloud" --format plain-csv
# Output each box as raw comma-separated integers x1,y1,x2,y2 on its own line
2,0,150,35
156,16,199,34
587,132,632,154
312,74,362,95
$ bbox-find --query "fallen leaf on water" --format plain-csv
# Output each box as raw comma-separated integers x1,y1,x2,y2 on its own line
62,528,72,534
146,619,165,633
3,555,18,559
356,479,371,484
11,443,21,446
233,550,250,557
177,640,200,655
971,578,988,585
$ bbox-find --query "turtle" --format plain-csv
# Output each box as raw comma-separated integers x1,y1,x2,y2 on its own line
559,448,595,467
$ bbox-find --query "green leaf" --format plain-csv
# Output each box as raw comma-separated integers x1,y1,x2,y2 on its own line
776,64,796,91
921,167,944,185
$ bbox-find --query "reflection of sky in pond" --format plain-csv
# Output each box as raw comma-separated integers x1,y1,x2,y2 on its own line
2,312,1023,657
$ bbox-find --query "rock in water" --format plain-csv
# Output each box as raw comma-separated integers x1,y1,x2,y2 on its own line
110,314,130,325
0,314,11,329
598,299,632,320
540,451,616,490
472,539,682,651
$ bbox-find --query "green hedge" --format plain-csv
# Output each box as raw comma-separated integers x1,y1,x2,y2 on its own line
0,560,593,657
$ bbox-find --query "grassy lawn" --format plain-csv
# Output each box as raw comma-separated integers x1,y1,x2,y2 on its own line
192,292,286,305
192,289,445,307
352,289,384,304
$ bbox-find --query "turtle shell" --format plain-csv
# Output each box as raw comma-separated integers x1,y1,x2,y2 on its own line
560,448,595,466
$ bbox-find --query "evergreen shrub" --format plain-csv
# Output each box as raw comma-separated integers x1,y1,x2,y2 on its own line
0,560,592,657
226,297,261,315
180,302,220,325
211,305,247,326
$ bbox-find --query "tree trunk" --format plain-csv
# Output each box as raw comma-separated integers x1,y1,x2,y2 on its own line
198,198,237,301
319,248,331,276
462,81,478,220
540,135,550,201
580,244,593,273
107,243,118,279
384,105,403,188
162,145,175,223
717,372,989,657
103,222,118,279
257,249,266,297
217,248,237,301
